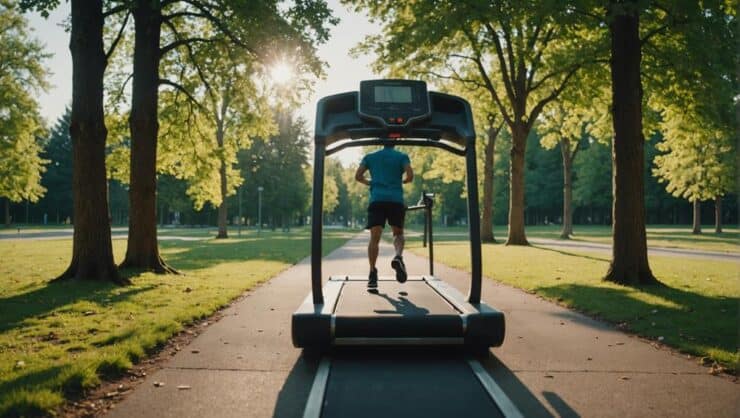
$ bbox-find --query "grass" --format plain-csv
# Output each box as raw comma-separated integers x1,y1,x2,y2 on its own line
407,235,739,371
0,228,355,417
409,224,739,253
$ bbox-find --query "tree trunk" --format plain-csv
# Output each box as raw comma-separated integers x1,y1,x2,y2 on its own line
481,120,501,243
57,0,124,284
691,199,702,234
506,122,529,245
714,196,722,233
3,198,9,227
121,0,176,273
604,1,658,286
216,124,228,239
560,137,574,239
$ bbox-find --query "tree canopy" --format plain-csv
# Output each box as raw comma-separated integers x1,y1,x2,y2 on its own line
0,1,49,205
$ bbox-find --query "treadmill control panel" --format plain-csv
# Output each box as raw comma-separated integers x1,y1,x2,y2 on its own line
358,80,431,128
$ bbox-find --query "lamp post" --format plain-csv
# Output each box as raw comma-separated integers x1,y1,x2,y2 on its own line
258,186,264,235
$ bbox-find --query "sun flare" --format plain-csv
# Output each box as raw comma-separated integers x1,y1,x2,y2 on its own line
270,62,294,85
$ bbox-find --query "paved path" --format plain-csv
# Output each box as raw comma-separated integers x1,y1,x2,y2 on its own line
105,233,737,418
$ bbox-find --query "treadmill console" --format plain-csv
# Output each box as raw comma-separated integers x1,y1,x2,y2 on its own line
358,79,431,128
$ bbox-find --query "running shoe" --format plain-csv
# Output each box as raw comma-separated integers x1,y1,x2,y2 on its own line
368,267,378,288
391,256,407,283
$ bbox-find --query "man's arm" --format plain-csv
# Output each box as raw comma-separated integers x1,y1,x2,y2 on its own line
403,164,413,184
355,164,370,186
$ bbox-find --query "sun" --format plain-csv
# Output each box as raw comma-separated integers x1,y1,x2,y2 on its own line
269,62,294,85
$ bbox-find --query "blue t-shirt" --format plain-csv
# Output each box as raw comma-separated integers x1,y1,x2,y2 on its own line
360,146,410,204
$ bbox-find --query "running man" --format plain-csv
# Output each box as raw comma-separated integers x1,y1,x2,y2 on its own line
354,142,414,288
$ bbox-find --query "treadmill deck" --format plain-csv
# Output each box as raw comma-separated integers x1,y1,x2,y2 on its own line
292,275,505,348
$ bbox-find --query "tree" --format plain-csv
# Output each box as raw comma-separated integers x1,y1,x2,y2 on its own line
647,1,736,235
537,79,612,238
38,108,73,224
573,140,612,222
157,39,274,239
20,0,127,283
602,0,657,285
237,111,311,228
120,0,336,271
347,0,601,245
325,158,350,225
652,108,735,234
524,129,562,225
480,114,504,242
0,1,49,226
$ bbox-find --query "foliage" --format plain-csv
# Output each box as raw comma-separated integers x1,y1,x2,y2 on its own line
325,157,347,222
158,39,275,209
0,1,50,204
37,108,73,222
524,130,562,218
643,1,737,204
237,113,312,227
573,139,612,211
653,107,736,202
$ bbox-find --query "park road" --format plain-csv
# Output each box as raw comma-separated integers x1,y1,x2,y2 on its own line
105,233,738,418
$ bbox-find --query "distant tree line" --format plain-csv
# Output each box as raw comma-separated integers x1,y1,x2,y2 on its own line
14,117,737,231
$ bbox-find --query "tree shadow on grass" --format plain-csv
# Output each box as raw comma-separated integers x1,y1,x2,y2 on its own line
645,229,739,246
529,244,610,262
0,279,156,333
159,233,349,271
533,282,737,365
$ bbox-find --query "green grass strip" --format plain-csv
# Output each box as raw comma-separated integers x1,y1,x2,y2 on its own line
408,238,739,370
0,228,355,417
406,224,739,253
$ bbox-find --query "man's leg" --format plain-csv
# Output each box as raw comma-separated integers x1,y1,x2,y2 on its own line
367,225,382,288
391,225,405,257
390,227,407,283
368,226,383,269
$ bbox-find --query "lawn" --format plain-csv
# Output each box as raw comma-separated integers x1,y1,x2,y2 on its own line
407,236,739,371
0,228,355,417
407,224,739,253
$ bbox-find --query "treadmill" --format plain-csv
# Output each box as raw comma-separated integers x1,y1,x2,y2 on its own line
292,79,505,351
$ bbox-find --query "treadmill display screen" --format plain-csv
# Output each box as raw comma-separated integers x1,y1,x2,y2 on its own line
374,86,412,103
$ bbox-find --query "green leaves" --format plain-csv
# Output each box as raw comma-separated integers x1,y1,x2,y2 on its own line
0,1,50,203
652,106,735,202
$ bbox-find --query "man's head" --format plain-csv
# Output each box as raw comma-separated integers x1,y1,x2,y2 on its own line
384,137,400,148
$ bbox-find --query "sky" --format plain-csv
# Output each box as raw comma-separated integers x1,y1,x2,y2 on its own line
25,0,381,166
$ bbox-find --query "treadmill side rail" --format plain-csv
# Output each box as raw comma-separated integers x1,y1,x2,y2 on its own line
292,280,344,348
425,278,506,347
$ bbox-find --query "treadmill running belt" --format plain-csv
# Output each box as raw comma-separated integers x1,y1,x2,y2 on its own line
333,280,463,338
321,349,504,418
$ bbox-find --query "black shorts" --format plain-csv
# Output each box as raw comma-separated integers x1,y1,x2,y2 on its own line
366,201,406,229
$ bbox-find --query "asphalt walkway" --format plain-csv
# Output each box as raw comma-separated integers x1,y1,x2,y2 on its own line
105,232,737,418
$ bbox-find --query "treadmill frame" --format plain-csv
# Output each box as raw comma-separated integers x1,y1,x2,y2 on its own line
293,80,504,349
